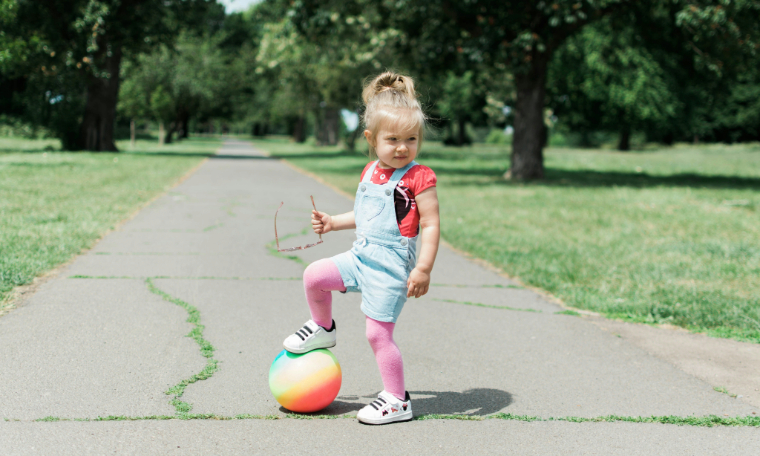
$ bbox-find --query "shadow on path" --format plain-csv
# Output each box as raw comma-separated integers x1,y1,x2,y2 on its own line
267,150,362,160
211,154,274,160
285,388,513,417
409,389,513,416
119,151,275,160
443,168,760,190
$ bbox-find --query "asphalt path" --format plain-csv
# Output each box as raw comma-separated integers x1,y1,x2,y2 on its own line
1,139,757,455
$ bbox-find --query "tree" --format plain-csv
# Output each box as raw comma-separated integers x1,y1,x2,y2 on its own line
548,16,680,150
0,0,219,151
438,71,481,145
288,1,626,174
549,2,760,148
303,0,759,178
252,17,318,141
149,85,173,145
116,65,147,148
281,0,410,146
118,33,231,144
709,66,760,142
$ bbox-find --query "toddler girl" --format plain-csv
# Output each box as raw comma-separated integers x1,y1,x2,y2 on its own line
283,72,440,424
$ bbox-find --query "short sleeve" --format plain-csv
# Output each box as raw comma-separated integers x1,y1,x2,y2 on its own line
403,165,437,197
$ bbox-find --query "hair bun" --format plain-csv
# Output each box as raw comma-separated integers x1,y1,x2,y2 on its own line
362,71,417,105
360,71,427,159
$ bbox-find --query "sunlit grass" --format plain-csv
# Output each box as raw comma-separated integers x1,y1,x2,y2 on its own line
251,137,760,343
0,136,219,307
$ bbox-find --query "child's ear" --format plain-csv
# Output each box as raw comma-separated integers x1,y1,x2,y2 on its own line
364,130,374,145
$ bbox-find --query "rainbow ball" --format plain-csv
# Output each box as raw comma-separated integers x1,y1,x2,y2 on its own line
269,349,342,413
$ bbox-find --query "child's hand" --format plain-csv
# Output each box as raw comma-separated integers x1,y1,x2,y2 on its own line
407,267,430,298
312,210,333,234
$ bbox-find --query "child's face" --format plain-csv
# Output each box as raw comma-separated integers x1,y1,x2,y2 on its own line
365,124,420,169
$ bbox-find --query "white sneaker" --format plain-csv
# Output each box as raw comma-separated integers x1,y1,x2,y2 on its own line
283,320,336,354
357,391,412,425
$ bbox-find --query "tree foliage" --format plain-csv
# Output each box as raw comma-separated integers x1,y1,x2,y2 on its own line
549,16,681,149
2,0,760,164
0,0,220,150
119,33,232,143
255,0,408,144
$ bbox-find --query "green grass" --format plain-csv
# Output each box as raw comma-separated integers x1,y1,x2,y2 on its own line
434,298,542,313
266,227,311,267
713,386,738,398
25,412,760,427
146,278,219,416
0,136,219,309
555,310,582,317
250,137,760,344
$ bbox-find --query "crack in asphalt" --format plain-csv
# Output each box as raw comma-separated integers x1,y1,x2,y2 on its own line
145,278,219,418
20,412,760,427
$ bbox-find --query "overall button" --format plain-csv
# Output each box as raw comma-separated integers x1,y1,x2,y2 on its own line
400,238,408,246
360,185,367,192
385,189,392,196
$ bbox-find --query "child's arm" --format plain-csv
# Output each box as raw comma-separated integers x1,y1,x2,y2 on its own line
407,187,440,298
312,210,356,234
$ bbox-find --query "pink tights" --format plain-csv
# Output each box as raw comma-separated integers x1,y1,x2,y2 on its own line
303,259,406,400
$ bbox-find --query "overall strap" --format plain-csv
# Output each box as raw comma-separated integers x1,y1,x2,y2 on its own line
388,160,418,187
361,161,380,183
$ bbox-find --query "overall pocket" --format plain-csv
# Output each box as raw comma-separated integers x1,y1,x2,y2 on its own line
359,195,385,222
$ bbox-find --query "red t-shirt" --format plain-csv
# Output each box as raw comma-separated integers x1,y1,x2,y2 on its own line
360,162,437,237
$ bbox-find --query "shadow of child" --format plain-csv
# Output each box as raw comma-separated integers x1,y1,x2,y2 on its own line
281,388,513,417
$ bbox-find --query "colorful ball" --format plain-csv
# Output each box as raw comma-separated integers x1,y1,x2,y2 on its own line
269,349,342,413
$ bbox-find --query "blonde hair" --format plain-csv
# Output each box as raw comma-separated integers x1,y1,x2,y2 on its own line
362,71,426,158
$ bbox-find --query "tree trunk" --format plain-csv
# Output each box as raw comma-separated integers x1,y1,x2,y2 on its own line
158,121,165,146
541,123,548,149
579,131,594,148
164,121,176,144
509,53,549,180
618,126,631,151
345,126,361,151
458,117,466,146
130,119,136,149
293,115,306,143
79,43,122,152
179,112,190,139
318,107,340,146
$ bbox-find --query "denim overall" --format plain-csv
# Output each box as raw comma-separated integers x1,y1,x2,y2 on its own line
331,160,419,323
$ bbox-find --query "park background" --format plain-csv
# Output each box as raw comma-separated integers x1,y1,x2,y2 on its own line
1,0,759,345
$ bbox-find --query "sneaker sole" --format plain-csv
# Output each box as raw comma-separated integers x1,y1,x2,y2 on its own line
357,411,413,425
282,341,336,355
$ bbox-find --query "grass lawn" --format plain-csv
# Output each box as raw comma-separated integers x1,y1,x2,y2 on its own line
250,137,760,344
0,136,219,310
